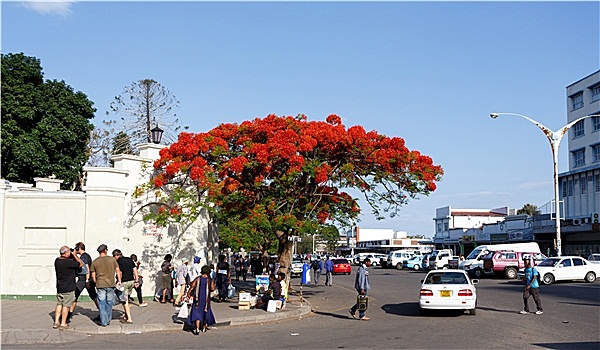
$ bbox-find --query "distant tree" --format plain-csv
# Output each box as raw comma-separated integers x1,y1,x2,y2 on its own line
319,224,340,253
1,53,95,189
517,203,540,216
109,78,183,146
112,131,133,155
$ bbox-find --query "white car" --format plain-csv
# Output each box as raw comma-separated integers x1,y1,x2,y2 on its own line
521,256,600,285
419,270,478,316
290,259,303,276
588,254,600,264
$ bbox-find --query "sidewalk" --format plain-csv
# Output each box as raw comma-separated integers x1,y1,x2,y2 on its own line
1,277,312,345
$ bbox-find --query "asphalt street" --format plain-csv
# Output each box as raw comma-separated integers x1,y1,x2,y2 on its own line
3,266,599,349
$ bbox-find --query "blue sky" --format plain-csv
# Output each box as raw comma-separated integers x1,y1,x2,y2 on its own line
2,1,599,237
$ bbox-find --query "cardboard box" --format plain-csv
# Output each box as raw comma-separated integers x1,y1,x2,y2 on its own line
239,292,251,302
238,301,250,310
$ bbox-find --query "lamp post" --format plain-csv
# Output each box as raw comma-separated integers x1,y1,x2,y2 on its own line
490,112,600,257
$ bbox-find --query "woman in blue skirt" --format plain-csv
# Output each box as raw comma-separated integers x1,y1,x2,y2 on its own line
186,265,216,334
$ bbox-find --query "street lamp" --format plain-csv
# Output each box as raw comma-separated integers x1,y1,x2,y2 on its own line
150,125,164,144
490,112,600,257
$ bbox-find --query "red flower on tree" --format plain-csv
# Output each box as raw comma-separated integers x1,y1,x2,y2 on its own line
149,114,443,276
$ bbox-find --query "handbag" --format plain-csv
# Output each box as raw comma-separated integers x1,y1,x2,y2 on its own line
227,283,236,299
357,294,368,312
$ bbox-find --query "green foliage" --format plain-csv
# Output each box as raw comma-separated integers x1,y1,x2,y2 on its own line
517,203,540,216
1,53,95,189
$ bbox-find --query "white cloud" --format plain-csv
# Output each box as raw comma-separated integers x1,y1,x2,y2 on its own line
22,1,74,17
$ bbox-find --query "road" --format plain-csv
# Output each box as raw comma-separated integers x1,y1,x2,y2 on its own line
5,266,600,349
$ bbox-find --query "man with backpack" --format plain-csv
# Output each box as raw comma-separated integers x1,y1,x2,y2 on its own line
520,257,543,315
311,258,322,285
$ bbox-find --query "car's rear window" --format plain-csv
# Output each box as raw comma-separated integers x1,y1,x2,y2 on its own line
425,272,468,284
334,259,349,264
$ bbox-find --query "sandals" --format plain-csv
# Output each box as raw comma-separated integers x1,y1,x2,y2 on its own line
52,323,60,329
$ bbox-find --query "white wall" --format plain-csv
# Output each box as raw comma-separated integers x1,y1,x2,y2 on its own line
1,143,218,297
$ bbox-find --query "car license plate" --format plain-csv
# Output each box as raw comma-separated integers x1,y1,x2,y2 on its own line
440,290,451,297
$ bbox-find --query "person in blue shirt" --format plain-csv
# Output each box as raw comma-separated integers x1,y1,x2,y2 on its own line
520,258,543,315
324,257,334,286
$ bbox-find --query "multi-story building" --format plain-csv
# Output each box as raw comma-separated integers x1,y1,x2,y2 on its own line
556,70,600,255
433,206,514,255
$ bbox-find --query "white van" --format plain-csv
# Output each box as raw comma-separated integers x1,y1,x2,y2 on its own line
353,252,380,265
458,242,540,278
428,249,454,270
386,250,421,269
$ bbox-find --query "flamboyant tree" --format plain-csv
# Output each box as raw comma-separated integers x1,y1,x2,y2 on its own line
147,114,443,276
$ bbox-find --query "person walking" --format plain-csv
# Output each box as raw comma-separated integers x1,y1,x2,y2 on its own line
349,257,371,321
520,258,543,315
113,249,138,323
53,246,83,330
67,242,96,323
130,254,147,307
91,244,122,327
188,256,202,282
215,254,231,302
324,256,334,286
159,254,174,303
311,258,322,285
174,259,190,306
241,256,248,281
186,265,216,334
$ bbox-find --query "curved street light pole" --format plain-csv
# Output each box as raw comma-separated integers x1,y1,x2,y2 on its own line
490,113,600,257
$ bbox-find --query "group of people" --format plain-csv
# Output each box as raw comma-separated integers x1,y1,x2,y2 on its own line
53,243,147,329
309,256,334,286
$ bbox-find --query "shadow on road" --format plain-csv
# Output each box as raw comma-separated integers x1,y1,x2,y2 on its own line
532,341,600,350
381,303,474,317
311,310,355,320
380,302,420,317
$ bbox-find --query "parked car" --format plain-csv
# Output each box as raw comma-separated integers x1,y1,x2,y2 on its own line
403,256,423,270
290,259,304,276
419,269,478,316
387,250,417,270
483,250,547,279
333,258,352,274
588,253,600,264
518,256,600,285
367,253,387,267
353,252,379,265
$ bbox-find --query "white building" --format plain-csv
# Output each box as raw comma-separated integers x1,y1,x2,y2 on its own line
0,144,218,298
433,206,514,254
556,70,600,255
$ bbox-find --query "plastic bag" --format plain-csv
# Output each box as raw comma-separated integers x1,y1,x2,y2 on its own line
227,283,235,299
114,286,127,304
177,303,189,318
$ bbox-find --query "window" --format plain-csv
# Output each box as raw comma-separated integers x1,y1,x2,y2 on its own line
593,116,600,132
572,149,585,167
573,258,584,266
591,84,600,102
561,180,567,197
581,174,587,194
571,92,584,110
593,144,600,163
596,174,600,192
573,120,584,138
561,259,572,267
568,179,574,196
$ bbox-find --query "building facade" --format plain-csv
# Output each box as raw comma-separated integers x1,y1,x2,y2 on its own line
557,70,600,254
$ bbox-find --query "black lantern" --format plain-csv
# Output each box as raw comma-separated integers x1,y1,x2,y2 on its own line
150,125,164,144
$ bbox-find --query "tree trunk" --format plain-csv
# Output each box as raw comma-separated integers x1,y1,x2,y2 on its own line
275,231,294,298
